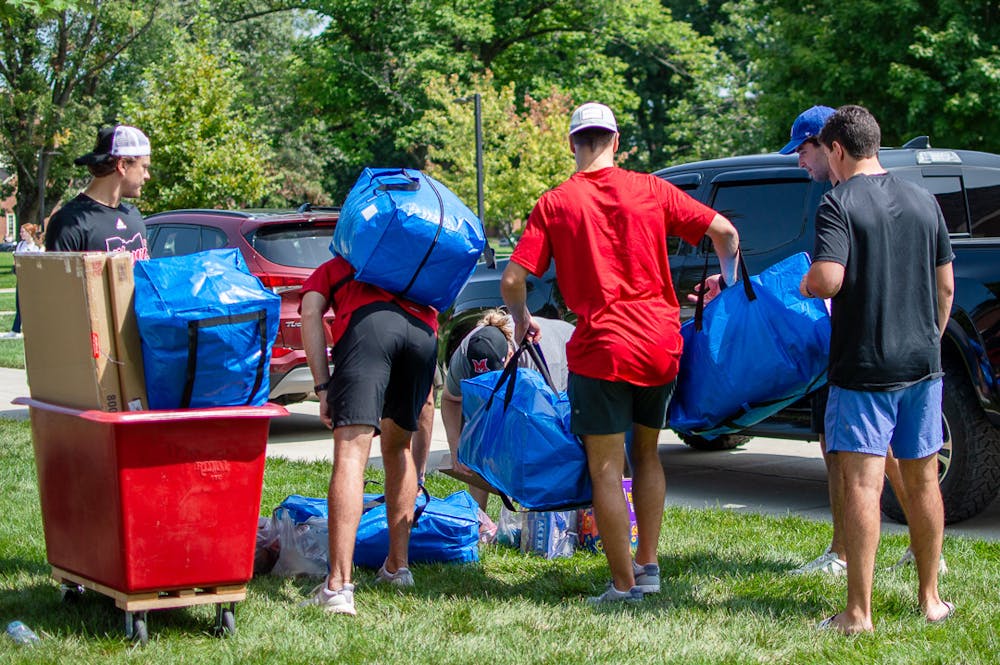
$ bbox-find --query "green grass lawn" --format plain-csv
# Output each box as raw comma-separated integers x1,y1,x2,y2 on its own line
0,252,14,289
0,314,25,369
1,417,997,664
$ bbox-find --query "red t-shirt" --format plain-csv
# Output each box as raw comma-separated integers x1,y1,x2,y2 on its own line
301,256,439,345
511,167,714,386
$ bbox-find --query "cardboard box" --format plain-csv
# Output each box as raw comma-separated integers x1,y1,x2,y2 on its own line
16,253,123,411
107,253,148,410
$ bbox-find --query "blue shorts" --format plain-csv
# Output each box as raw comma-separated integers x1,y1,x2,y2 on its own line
824,378,943,459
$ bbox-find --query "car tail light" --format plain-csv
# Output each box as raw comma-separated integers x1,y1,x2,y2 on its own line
271,345,295,358
256,274,304,294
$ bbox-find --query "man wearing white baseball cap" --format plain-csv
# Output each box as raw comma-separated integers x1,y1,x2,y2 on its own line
45,124,151,259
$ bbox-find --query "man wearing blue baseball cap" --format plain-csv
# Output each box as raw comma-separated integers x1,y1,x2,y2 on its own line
782,105,948,580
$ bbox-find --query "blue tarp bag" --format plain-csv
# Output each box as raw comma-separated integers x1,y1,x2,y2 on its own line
133,248,280,409
458,342,592,511
331,168,487,310
668,251,831,439
274,487,480,570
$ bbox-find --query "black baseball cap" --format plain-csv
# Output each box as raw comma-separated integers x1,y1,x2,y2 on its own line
465,326,509,374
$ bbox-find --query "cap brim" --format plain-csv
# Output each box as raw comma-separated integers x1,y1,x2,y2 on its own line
778,137,805,155
74,152,112,166
569,123,617,136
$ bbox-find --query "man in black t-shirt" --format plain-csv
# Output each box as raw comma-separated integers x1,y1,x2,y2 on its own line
800,105,955,634
45,125,151,260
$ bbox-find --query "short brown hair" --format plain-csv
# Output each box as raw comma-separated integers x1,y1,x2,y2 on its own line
87,156,139,178
571,127,616,152
818,105,881,159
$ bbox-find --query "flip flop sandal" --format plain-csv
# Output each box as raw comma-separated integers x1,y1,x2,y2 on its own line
817,614,839,631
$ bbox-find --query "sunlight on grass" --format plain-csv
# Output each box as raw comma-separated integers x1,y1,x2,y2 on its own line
1,416,997,663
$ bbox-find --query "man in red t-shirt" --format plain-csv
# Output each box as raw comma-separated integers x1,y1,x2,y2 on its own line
299,255,439,615
501,102,739,604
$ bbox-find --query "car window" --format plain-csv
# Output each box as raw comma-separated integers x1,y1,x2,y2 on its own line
709,179,810,256
965,168,1000,238
891,168,970,235
249,225,336,268
202,226,229,250
148,225,202,258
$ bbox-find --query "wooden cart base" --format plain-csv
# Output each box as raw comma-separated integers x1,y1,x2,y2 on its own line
51,566,245,644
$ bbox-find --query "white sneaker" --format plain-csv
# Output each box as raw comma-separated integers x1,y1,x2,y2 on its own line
632,561,660,593
300,580,356,615
0,331,22,339
789,548,847,576
375,561,414,587
888,547,949,574
587,582,643,605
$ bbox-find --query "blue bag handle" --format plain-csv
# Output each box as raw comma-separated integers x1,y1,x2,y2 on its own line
182,309,268,408
362,479,432,526
375,169,421,192
693,247,754,332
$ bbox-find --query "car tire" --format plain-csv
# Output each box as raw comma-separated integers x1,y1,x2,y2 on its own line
881,358,1000,525
679,433,751,451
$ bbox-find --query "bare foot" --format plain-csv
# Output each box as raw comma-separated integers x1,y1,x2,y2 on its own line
924,600,955,623
820,612,874,635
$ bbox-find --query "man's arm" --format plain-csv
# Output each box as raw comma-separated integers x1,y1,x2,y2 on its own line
693,214,739,304
301,290,333,429
800,260,845,299
501,260,540,344
935,262,955,339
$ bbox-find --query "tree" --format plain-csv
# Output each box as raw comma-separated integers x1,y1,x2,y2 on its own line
400,72,576,236
0,0,162,227
120,25,274,212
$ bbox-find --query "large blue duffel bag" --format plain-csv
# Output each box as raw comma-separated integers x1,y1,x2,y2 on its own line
458,343,593,511
331,168,486,310
133,248,280,409
668,251,831,439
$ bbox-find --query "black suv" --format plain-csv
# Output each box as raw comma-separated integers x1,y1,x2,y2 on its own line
443,139,1000,524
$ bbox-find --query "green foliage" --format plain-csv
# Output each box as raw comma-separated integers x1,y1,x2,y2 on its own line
121,24,276,212
401,72,576,235
725,0,1000,151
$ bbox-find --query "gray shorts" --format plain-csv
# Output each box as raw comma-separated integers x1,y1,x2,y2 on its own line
567,372,676,435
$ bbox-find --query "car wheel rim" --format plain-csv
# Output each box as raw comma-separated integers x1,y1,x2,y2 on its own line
938,416,953,482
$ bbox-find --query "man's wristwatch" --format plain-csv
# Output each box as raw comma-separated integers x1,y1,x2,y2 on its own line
314,379,331,393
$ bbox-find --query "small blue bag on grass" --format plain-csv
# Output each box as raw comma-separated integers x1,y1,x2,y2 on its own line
331,168,486,310
668,251,831,439
458,343,593,511
133,248,280,409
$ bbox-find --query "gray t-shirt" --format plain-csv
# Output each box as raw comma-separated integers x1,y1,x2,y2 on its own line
445,316,575,395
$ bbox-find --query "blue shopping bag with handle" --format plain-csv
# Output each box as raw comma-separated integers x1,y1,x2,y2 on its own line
133,248,280,409
458,342,592,511
668,251,831,439
331,168,488,310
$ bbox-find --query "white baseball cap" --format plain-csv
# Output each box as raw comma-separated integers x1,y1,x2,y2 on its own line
569,102,618,135
75,125,151,166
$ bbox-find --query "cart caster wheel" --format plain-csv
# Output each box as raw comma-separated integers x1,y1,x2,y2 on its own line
127,612,149,646
60,583,85,602
214,604,236,637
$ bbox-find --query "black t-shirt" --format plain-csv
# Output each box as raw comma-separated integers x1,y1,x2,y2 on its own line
813,172,954,391
45,193,149,259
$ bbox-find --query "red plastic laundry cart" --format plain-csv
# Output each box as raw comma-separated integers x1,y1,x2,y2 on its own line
16,397,287,644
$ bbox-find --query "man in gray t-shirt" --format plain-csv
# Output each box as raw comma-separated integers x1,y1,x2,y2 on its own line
441,313,574,509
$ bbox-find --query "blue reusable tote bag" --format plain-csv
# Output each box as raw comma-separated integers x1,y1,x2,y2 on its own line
458,342,592,511
331,168,487,310
133,248,280,409
668,251,831,439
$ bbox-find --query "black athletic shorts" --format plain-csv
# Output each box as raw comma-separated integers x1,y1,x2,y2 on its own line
328,302,437,432
567,372,677,435
811,385,830,436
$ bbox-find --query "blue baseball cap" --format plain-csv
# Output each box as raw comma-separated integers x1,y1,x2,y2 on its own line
778,105,836,155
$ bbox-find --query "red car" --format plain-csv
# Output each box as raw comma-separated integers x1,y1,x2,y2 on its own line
144,206,338,404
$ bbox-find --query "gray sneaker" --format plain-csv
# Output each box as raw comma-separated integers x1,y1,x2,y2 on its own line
587,582,643,605
888,547,949,574
632,561,660,593
789,548,847,576
375,562,414,587
300,581,356,615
